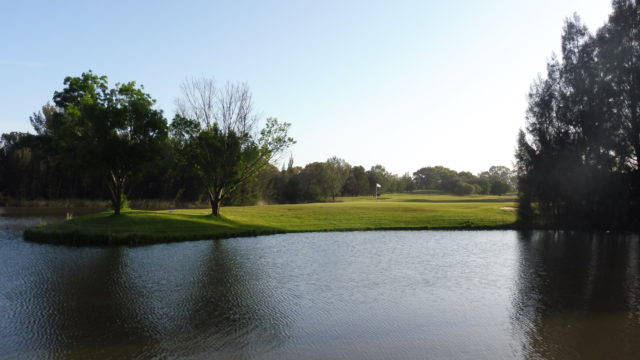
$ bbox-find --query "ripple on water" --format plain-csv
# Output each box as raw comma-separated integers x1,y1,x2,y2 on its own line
2,213,640,359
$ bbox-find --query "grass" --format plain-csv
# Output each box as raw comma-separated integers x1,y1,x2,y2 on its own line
24,192,518,245
1,198,210,210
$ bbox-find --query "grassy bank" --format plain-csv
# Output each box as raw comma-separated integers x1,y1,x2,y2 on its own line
24,192,518,245
1,198,210,210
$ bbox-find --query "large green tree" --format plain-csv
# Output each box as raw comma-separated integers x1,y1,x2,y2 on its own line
52,71,168,214
515,2,640,229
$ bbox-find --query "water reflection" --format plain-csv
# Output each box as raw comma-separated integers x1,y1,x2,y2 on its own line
513,231,640,359
4,211,640,359
150,240,292,357
0,212,292,359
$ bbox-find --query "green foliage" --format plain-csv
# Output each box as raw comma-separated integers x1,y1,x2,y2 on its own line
367,164,394,194
476,179,492,195
325,156,351,200
113,193,130,212
489,180,511,196
342,165,369,196
453,181,475,196
185,123,254,213
395,173,415,193
516,2,640,230
411,165,513,196
299,162,331,202
478,166,515,190
50,71,168,214
174,113,295,215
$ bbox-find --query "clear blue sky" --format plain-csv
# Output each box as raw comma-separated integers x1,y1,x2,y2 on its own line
0,0,613,174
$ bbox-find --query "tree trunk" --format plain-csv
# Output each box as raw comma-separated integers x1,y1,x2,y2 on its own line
632,100,639,170
113,194,121,215
209,192,221,217
110,183,122,215
108,172,125,215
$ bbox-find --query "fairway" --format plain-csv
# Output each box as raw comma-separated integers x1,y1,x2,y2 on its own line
25,192,518,245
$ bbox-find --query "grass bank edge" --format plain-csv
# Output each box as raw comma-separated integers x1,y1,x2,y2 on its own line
23,193,518,245
23,222,517,246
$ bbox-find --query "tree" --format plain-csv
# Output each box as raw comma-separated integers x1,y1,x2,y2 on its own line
412,165,461,193
453,181,475,195
397,172,415,192
52,71,168,214
0,132,31,199
367,165,393,194
343,165,369,196
281,158,303,203
515,3,640,229
479,166,514,187
597,0,640,171
29,103,57,136
413,167,440,190
325,156,350,201
299,162,331,201
479,165,514,194
489,181,510,195
174,77,294,216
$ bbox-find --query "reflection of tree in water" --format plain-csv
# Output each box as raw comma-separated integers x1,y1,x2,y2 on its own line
158,239,292,358
512,231,640,359
20,247,156,359
20,240,291,358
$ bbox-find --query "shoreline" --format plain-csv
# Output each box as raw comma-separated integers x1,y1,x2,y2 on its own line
23,223,518,246
19,193,519,246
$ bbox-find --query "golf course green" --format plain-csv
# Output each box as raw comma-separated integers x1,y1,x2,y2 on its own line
24,192,518,245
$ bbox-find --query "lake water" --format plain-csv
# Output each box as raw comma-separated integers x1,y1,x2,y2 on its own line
1,209,639,359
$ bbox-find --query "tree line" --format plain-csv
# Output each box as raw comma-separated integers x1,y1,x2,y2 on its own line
1,72,514,215
515,0,640,230
0,73,294,216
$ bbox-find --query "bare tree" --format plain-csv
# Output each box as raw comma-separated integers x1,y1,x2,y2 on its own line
175,77,257,135
175,76,216,129
216,81,258,135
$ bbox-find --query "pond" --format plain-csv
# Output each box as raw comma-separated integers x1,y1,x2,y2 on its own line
1,208,639,359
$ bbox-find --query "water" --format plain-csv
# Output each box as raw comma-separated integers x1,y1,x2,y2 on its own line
1,209,639,359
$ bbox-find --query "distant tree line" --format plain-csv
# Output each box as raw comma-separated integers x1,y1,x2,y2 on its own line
515,0,640,230
413,165,514,196
1,73,514,214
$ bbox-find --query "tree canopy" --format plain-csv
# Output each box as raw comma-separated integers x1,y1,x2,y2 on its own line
51,71,168,214
516,0,640,230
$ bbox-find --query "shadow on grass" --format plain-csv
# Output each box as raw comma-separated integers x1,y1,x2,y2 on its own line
403,198,517,203
24,210,283,246
23,207,518,247
410,190,446,195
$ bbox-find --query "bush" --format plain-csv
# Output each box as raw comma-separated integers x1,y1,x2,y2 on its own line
453,181,475,195
476,179,491,195
490,180,511,195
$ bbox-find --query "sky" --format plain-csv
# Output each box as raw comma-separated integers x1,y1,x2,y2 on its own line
0,0,614,175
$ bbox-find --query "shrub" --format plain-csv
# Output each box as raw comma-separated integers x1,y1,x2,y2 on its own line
453,181,475,195
490,180,511,195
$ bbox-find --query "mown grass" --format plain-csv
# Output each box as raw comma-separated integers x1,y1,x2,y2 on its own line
24,192,518,245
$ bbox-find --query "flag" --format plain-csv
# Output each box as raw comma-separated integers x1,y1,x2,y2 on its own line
376,183,381,188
